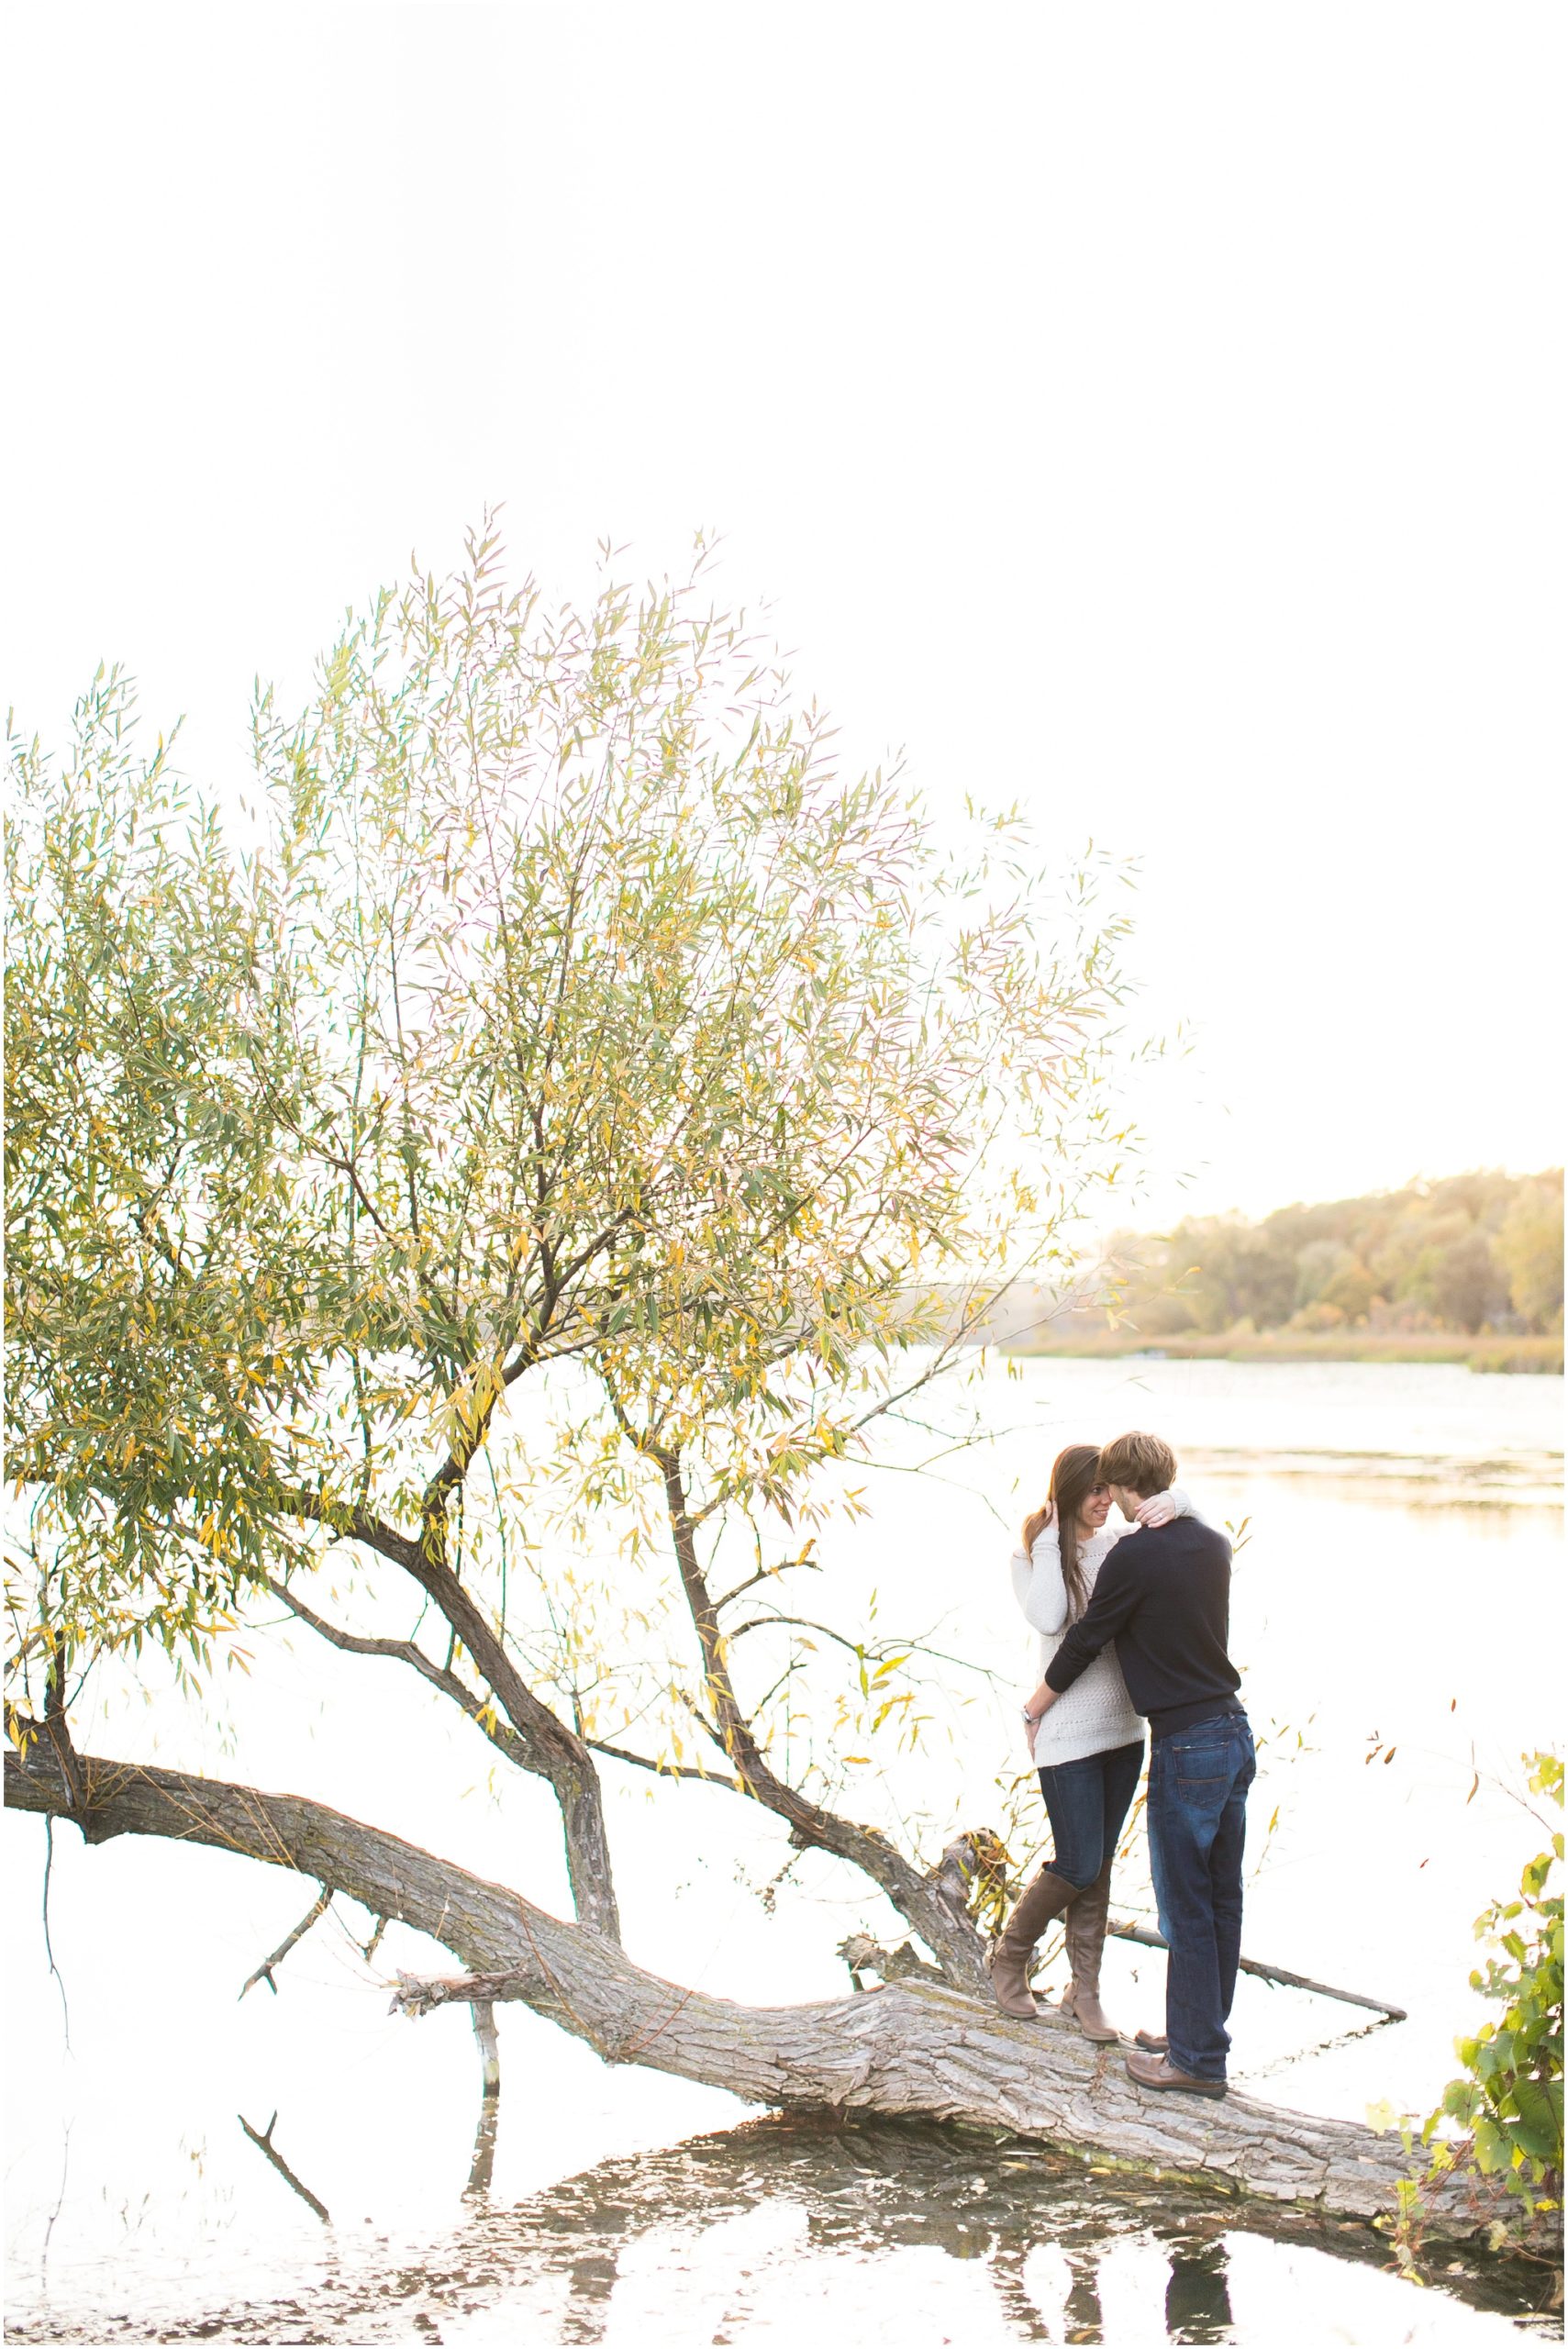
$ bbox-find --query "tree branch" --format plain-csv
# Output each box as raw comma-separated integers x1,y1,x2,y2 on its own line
712,1550,822,1614
607,1413,990,1995
239,1885,335,1999
42,1638,87,1820
727,1609,1009,1690
270,1493,619,1943
265,1578,645,1889
584,1736,741,1791
265,1576,467,1697
1106,1921,1408,2022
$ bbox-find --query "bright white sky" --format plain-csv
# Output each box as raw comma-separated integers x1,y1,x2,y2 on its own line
5,5,1562,1235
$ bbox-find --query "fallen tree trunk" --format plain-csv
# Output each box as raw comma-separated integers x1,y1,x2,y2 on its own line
4,1719,1551,2252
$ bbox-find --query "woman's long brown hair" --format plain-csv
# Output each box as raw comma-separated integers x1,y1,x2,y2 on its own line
1021,1443,1103,1622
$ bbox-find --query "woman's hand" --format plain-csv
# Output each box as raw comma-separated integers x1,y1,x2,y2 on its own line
1022,1681,1054,1760
1136,1488,1177,1528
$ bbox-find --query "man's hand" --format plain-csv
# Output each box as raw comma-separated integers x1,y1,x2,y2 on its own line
1135,1488,1177,1529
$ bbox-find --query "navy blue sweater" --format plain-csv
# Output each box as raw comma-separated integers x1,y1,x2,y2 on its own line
1043,1516,1243,1740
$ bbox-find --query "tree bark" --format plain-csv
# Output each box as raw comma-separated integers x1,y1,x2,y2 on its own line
6,1718,1551,2252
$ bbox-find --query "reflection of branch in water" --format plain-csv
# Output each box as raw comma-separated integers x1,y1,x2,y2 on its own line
466,2099,500,2200
464,1999,501,2199
38,2119,71,2309
238,2111,331,2224
1232,2009,1398,2087
239,1885,335,1999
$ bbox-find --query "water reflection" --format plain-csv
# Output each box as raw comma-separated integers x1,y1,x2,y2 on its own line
236,2111,330,2226
6,1362,1561,2343
463,1998,502,2200
464,2097,500,2202
1165,2238,1235,2343
35,2112,1551,2345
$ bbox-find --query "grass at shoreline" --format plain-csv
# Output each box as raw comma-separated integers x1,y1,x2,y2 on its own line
999,1330,1563,1375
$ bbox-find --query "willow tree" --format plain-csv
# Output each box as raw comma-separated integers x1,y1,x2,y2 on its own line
9,526,1522,2240
6,520,1119,1932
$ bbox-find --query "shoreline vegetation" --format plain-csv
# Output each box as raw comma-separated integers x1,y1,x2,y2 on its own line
941,1169,1564,1376
996,1327,1563,1375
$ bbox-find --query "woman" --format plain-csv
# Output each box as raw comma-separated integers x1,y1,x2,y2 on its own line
987,1443,1192,2032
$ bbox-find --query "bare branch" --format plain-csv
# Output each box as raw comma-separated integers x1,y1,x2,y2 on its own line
261,1545,620,1946
584,1736,741,1791
264,1576,473,1708
1106,1920,1408,2022
266,1575,614,1801
712,1550,821,1614
239,1885,335,1999
727,1610,1010,1690
604,1417,990,1994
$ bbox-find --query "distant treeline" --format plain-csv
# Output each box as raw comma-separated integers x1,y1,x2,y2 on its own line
1104,1169,1563,1341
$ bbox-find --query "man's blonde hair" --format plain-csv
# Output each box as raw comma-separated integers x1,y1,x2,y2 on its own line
1099,1431,1177,1498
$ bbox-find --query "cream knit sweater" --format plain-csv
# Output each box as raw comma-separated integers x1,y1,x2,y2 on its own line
1009,1490,1195,1767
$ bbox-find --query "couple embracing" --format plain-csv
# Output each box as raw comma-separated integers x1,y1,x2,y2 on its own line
991,1430,1254,2099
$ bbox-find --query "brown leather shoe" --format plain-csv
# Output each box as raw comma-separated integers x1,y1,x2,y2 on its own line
1134,2029,1168,2052
986,1867,1078,2019
1059,1860,1119,2043
1124,2046,1226,2097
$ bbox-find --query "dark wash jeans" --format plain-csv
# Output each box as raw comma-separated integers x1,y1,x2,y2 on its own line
1147,1710,1255,2080
1036,1738,1144,1889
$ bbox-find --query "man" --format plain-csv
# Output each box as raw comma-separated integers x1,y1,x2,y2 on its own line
1024,1430,1253,2098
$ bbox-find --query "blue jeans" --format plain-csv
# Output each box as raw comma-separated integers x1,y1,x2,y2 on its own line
1147,1711,1255,2080
1037,1738,1144,1888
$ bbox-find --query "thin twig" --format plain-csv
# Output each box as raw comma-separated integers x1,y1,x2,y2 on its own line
726,1609,1009,1687
584,1736,740,1790
712,1551,822,1613
239,1886,335,1999
1107,1920,1407,2021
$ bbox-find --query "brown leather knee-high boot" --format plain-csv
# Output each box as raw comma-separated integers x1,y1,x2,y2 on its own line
987,1867,1078,2019
1059,1858,1119,2042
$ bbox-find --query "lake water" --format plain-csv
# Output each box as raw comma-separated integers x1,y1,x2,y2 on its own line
5,1358,1563,2345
